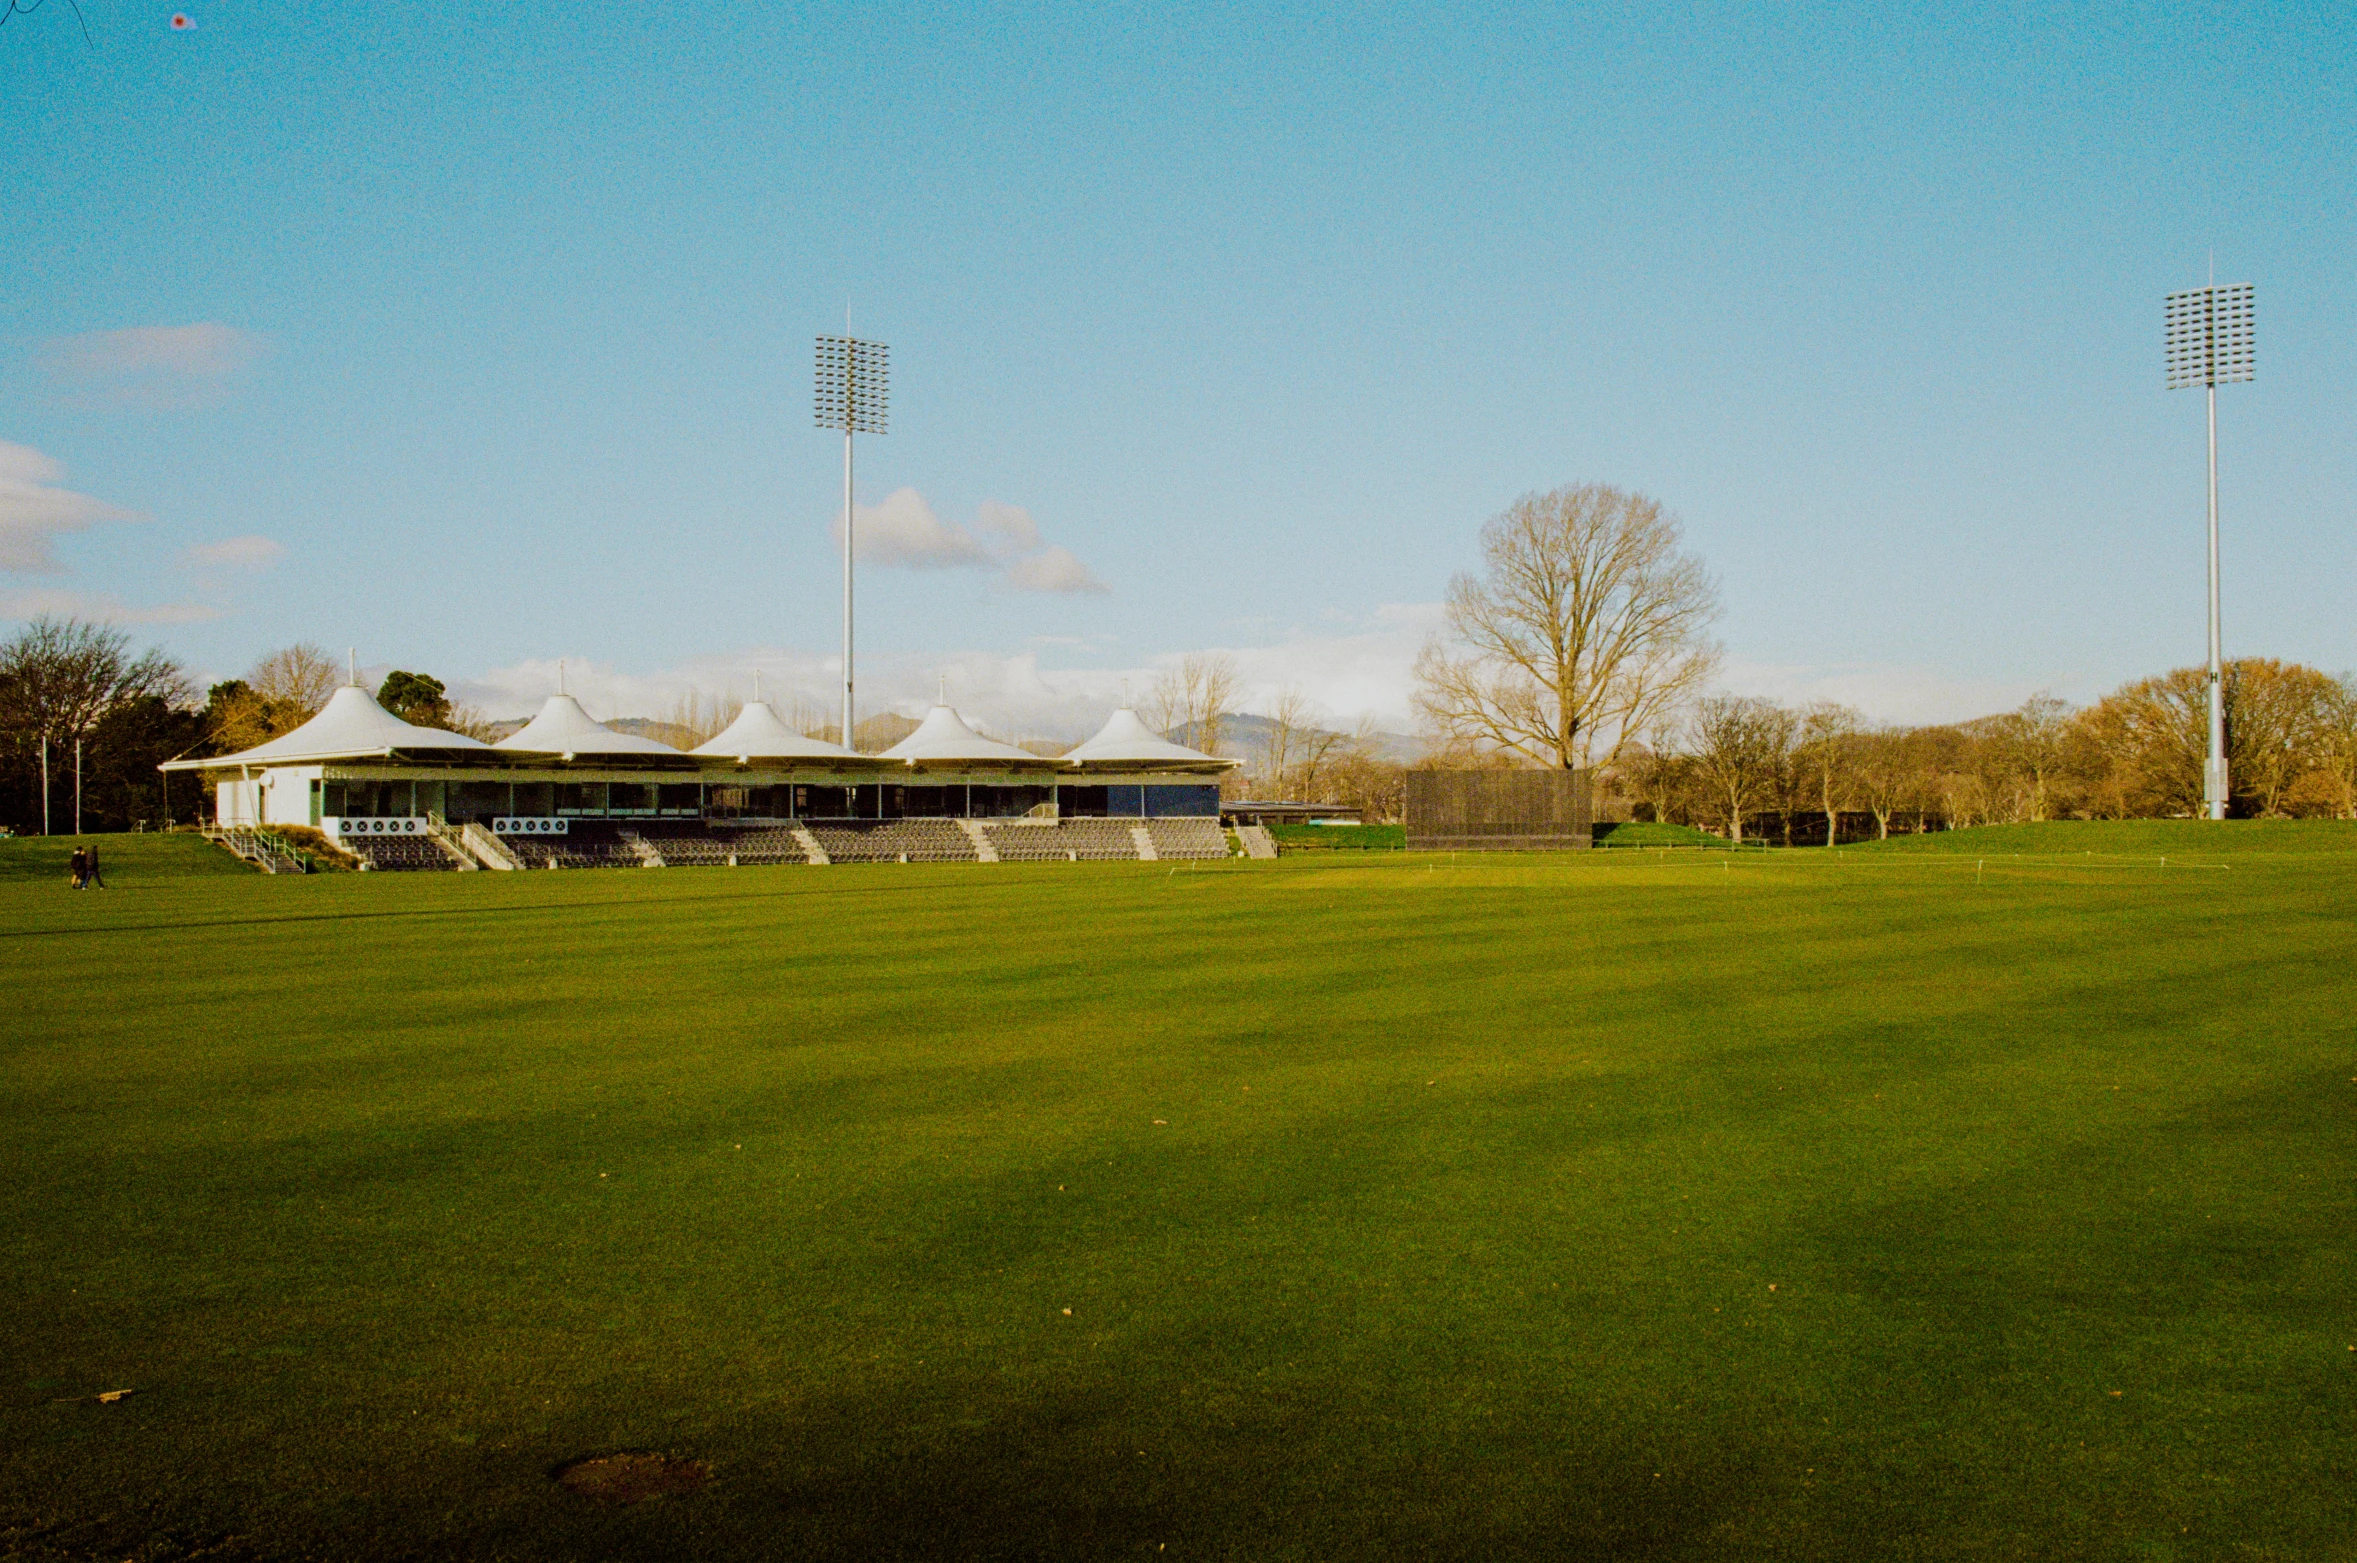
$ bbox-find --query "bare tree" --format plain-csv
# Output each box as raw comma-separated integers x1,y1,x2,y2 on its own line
1851,726,1920,839
251,643,340,714
2224,658,2339,816
1415,483,1720,770
1149,652,1242,756
1795,702,1862,847
1981,694,2075,822
2306,673,2357,819
207,642,340,753
1258,686,1313,794
442,702,502,743
1686,696,1791,843
0,618,193,831
0,617,190,751
653,690,742,751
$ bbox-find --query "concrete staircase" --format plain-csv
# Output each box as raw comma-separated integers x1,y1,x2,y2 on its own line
458,822,520,870
957,819,1000,862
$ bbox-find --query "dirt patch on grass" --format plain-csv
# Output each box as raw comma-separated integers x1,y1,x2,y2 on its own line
554,1453,709,1504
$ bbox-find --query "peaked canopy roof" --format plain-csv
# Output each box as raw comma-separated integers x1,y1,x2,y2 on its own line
494,694,682,759
691,701,861,763
879,704,1054,767
162,684,498,771
1062,707,1235,771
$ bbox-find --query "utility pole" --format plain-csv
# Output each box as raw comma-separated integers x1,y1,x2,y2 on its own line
39,735,49,836
74,737,82,835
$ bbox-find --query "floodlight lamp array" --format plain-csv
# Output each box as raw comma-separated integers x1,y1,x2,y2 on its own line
815,336,890,434
2165,284,2254,390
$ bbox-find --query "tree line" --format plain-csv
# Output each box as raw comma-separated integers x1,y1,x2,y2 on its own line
0,617,487,835
1623,661,2357,843
1407,482,2356,837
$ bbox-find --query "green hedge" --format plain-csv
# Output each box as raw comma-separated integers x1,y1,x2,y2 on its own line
1268,823,1405,851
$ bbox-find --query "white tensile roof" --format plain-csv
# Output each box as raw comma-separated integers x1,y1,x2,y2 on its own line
879,704,1052,766
494,694,681,758
1062,707,1234,771
162,684,498,770
691,701,859,762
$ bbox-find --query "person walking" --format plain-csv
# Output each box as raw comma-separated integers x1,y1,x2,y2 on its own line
67,846,88,889
85,845,105,889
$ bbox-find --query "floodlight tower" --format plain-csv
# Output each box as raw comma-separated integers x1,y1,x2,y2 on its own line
815,333,889,751
2165,281,2253,821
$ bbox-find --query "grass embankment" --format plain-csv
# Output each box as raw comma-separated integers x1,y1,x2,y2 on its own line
0,831,248,885
1849,817,2357,856
4,826,2355,1560
1591,820,1725,849
1268,823,1403,851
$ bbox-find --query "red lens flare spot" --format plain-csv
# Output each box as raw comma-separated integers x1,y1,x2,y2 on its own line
170,13,194,28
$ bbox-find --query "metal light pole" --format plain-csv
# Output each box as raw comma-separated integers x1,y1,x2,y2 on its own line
39,735,49,836
814,334,889,751
2165,282,2254,821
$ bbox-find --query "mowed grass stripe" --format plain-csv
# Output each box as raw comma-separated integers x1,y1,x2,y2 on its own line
2,824,2353,1560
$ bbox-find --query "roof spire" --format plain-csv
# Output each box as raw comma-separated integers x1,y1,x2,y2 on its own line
753,669,763,704
938,672,947,707
558,659,566,697
348,647,358,687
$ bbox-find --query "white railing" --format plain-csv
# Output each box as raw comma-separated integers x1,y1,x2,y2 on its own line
459,822,521,870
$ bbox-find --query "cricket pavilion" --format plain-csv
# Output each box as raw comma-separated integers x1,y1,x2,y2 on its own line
163,683,1240,869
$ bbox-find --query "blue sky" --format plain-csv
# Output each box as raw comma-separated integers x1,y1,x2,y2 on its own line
2,2,2349,735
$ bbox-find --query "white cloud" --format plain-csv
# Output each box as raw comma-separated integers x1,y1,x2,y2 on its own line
181,534,284,571
975,499,1042,553
829,488,1110,593
833,488,993,569
452,605,1444,745
38,323,269,408
1002,545,1108,596
0,441,139,573
0,588,216,626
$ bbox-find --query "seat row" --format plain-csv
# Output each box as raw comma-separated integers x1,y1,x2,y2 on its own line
475,815,1234,868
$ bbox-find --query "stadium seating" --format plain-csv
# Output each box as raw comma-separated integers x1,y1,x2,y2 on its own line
345,834,463,871
715,826,816,865
472,814,1225,869
983,818,1150,862
498,821,648,870
1144,818,1230,860
806,819,979,864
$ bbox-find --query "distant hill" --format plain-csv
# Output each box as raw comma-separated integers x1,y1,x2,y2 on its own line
852,712,922,752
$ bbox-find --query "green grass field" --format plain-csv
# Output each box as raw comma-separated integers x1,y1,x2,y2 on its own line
1268,822,1404,851
4,823,2354,1560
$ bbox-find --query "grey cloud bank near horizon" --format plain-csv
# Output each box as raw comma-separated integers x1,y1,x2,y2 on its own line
421,612,2067,748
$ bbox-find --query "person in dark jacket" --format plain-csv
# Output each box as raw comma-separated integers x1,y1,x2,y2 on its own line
84,845,105,888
